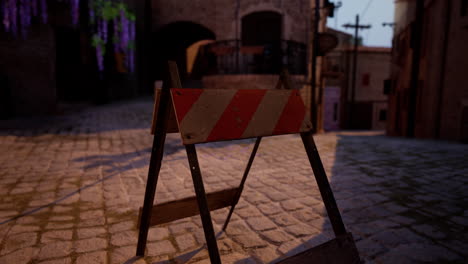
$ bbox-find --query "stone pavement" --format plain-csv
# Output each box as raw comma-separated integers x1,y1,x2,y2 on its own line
0,98,467,264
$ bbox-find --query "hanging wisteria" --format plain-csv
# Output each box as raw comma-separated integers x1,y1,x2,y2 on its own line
1,0,48,37
89,0,136,72
40,0,47,24
0,0,136,73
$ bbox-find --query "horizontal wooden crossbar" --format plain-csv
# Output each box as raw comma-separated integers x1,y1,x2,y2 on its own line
138,187,239,227
277,233,360,264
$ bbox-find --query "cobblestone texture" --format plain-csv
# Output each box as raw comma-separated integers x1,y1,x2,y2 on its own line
0,98,467,263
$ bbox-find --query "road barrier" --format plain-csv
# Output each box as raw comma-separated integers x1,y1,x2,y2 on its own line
136,61,360,263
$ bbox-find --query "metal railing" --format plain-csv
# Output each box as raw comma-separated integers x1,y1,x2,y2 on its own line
200,39,307,75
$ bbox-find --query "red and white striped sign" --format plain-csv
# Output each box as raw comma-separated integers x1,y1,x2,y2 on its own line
170,88,312,144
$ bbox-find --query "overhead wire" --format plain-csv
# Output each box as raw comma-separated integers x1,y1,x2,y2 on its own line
361,0,374,45
361,0,374,19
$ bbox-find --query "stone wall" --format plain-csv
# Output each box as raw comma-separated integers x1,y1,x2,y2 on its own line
323,86,340,131
353,50,390,130
389,0,468,141
372,101,388,130
202,74,311,111
348,49,391,103
438,0,468,141
152,0,310,43
324,47,390,131
202,74,306,90
0,25,56,116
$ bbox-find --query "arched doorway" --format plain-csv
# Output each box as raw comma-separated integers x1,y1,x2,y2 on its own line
242,11,282,46
152,22,215,85
241,11,282,73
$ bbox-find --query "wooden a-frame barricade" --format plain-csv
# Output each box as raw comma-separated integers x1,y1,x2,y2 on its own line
136,61,360,263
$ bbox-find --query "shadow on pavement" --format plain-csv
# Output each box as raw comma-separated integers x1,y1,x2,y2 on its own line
71,135,259,174
123,256,145,264
266,132,385,263
267,131,468,263
0,170,120,226
149,231,223,264
71,138,186,174
0,97,155,136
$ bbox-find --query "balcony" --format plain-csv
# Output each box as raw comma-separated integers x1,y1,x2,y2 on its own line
198,40,307,76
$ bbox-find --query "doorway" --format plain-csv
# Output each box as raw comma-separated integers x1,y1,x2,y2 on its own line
55,27,89,102
241,11,282,73
152,22,216,88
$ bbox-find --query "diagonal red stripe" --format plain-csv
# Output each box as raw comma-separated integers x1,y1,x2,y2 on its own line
171,88,204,123
273,91,307,135
207,89,267,142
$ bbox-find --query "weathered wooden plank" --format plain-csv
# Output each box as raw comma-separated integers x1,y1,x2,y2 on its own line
185,144,222,264
278,233,360,264
301,131,347,237
151,88,179,134
222,136,262,231
171,89,313,144
150,60,183,134
136,61,176,256
138,187,239,227
280,68,295,90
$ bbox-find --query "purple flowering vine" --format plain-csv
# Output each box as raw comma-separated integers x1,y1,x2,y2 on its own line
1,0,136,73
2,0,10,32
91,2,136,73
71,0,79,26
31,0,38,17
11,0,17,35
40,0,47,24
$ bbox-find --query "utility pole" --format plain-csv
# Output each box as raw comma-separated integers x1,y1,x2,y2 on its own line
407,0,424,137
343,15,371,129
140,0,152,95
235,0,240,73
310,0,320,133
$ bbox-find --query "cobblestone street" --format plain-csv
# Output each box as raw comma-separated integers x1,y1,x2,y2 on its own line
0,98,467,264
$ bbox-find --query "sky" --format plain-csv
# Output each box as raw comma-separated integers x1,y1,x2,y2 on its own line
326,0,395,47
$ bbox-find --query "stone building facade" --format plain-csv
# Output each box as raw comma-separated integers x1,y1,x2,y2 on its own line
1,0,329,125
322,28,352,131
153,0,310,42
387,0,468,142
348,47,391,131
324,28,390,131
0,25,56,116
0,1,139,117
149,0,329,130
150,0,316,84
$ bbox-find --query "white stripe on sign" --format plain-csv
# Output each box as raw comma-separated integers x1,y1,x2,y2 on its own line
179,89,237,143
241,90,291,138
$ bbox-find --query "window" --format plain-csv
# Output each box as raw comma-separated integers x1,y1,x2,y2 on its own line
383,79,392,95
362,73,370,86
461,0,468,29
332,64,340,72
462,0,468,17
379,109,387,121
333,103,338,121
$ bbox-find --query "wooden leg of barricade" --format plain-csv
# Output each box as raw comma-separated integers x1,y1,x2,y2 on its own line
136,112,170,256
275,131,361,263
136,64,173,257
300,131,346,236
185,144,222,264
136,132,165,256
222,136,262,231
